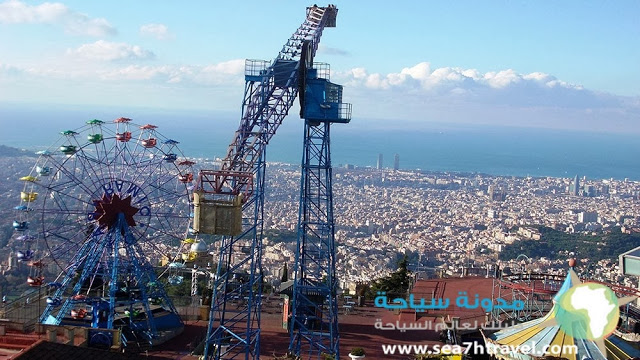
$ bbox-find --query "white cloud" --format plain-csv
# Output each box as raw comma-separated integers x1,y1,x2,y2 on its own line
350,67,367,79
68,40,155,61
0,58,248,111
140,23,174,40
483,69,521,88
332,61,640,132
0,62,72,78
96,59,245,85
2,58,638,133
0,0,116,36
523,71,552,82
401,62,430,80
337,62,592,104
1,59,246,85
201,59,245,75
317,44,349,56
100,65,169,81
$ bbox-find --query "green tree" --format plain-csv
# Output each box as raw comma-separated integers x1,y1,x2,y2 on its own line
371,255,411,299
164,277,191,297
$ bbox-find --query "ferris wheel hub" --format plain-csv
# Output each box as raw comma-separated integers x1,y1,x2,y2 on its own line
94,193,139,229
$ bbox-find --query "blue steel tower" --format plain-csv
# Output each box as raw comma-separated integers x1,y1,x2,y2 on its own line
197,5,343,360
289,51,351,358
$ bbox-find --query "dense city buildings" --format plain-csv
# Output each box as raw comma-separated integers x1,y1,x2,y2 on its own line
1,152,640,359
2,155,640,297
259,163,640,291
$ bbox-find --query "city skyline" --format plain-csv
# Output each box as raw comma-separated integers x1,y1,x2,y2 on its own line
1,2,638,354
0,1,639,133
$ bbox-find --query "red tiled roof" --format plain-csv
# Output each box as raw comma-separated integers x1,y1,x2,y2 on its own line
148,277,497,359
2,277,500,359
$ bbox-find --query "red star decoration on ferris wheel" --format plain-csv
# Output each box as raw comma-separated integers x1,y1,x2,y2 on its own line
93,193,139,229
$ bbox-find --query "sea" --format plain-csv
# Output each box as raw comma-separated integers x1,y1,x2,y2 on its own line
1,103,639,181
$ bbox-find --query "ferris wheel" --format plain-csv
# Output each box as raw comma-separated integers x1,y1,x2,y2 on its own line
13,117,194,343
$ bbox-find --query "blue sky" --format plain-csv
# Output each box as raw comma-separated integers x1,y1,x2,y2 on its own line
0,0,638,133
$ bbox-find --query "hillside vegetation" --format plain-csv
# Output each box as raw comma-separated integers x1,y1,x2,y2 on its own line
499,226,640,262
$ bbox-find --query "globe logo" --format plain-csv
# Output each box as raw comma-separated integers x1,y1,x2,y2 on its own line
555,282,619,341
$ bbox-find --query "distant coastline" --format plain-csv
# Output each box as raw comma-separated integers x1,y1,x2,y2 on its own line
1,104,639,181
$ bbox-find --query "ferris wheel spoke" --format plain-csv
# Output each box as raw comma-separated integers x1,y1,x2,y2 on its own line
129,130,146,162
119,140,141,180
119,147,141,181
45,177,87,193
145,190,187,209
85,147,112,187
140,221,183,243
128,162,163,189
155,171,180,189
48,240,84,262
45,156,96,196
145,217,179,238
45,195,78,218
137,236,174,262
152,212,191,220
43,216,89,239
45,187,94,212
129,141,150,171
150,203,184,223
129,158,171,192
44,233,83,259
97,136,119,181
154,219,187,238
143,175,187,197
73,146,108,183
68,134,99,175
77,138,110,183
124,145,163,185
41,209,89,216
110,140,128,178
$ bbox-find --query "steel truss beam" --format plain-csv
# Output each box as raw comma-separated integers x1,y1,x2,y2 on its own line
289,122,339,359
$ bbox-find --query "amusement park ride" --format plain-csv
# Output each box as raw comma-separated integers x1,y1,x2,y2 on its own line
11,4,349,360
489,258,640,327
197,4,350,359
15,119,194,348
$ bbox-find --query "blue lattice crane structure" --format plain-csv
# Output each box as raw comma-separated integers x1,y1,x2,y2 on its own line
288,54,351,360
196,5,344,360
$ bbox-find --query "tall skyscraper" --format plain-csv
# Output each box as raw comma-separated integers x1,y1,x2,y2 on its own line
393,153,399,171
578,211,598,223
377,153,383,170
571,175,580,196
488,184,506,202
